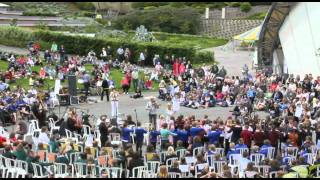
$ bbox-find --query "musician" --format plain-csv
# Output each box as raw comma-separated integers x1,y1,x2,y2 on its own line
58,87,70,105
110,87,119,117
66,108,82,134
145,97,160,129
101,77,110,101
31,94,48,128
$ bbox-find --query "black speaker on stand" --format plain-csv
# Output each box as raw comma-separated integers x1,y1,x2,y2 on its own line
68,75,78,104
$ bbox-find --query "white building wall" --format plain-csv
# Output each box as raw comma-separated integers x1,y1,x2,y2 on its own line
278,2,320,77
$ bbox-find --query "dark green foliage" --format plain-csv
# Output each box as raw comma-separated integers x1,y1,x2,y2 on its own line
74,2,96,11
230,2,241,7
113,6,201,35
193,51,215,64
240,2,252,13
0,26,216,65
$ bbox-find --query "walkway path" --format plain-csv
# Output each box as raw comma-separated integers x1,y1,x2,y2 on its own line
201,45,254,77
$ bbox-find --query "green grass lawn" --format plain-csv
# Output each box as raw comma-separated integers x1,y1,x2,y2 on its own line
0,60,159,93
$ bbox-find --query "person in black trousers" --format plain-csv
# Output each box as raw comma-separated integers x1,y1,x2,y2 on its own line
101,78,109,101
99,116,110,147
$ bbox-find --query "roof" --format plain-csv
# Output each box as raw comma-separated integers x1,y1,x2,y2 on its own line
257,2,296,68
0,3,9,7
233,25,262,42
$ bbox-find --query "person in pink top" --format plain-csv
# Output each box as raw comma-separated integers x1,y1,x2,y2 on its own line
179,62,186,76
173,59,180,77
39,68,46,79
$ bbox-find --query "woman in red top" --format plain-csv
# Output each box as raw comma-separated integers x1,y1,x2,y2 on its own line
121,77,130,94
179,62,186,76
173,59,180,77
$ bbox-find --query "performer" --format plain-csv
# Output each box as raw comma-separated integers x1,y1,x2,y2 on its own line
145,97,160,129
110,87,119,117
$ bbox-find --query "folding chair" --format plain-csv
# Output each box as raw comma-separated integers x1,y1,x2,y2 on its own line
107,167,123,178
168,172,181,178
132,166,147,178
53,163,68,178
249,153,265,166
31,163,49,178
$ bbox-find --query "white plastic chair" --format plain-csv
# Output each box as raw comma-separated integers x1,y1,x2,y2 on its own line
30,119,40,130
215,148,225,157
74,162,88,178
211,161,226,175
166,157,178,168
244,171,258,178
228,154,241,176
107,167,123,178
237,147,249,156
254,165,270,178
5,158,16,178
176,149,187,159
207,155,215,168
193,146,205,157
82,125,91,137
283,156,296,165
109,133,122,145
65,129,73,139
168,172,181,178
31,163,49,178
48,118,60,135
132,166,146,178
195,163,208,178
53,163,68,178
303,153,315,165
283,146,299,157
269,171,278,178
316,166,320,177
249,153,265,166
0,155,8,177
146,161,160,174
261,147,275,160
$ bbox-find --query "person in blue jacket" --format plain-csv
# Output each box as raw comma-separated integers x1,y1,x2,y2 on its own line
121,123,134,148
235,138,248,154
149,127,160,149
134,122,147,157
207,126,222,146
227,142,238,160
173,127,189,148
189,122,205,138
259,139,272,157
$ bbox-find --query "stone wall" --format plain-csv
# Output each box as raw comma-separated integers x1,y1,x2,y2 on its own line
200,19,263,39
204,5,270,19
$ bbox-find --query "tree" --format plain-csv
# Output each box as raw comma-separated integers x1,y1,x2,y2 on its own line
240,2,252,13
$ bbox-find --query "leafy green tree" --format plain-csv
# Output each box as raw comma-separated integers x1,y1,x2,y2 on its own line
240,2,252,12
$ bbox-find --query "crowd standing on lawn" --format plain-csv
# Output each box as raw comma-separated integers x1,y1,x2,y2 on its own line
0,41,319,178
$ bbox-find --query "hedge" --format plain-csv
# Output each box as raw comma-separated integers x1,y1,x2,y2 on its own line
0,26,215,65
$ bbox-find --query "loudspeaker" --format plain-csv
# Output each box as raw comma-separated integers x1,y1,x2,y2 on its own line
68,75,77,96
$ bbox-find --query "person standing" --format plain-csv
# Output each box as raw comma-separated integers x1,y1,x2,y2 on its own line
134,122,148,157
59,45,65,64
110,87,119,117
132,68,139,92
117,46,124,62
99,115,111,147
139,51,145,67
51,42,58,61
82,71,91,97
101,77,110,101
146,97,160,129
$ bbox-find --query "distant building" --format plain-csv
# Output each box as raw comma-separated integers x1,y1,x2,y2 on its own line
0,3,9,11
258,2,320,76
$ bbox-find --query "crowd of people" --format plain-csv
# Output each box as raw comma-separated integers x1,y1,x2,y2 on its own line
0,41,320,178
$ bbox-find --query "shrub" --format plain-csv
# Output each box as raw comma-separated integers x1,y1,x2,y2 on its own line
74,2,95,11
113,6,201,35
192,51,215,64
0,26,203,65
230,2,241,7
240,2,252,13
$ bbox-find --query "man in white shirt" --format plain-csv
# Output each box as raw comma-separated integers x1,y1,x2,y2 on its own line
238,152,251,178
117,47,124,62
139,52,145,67
38,127,50,144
